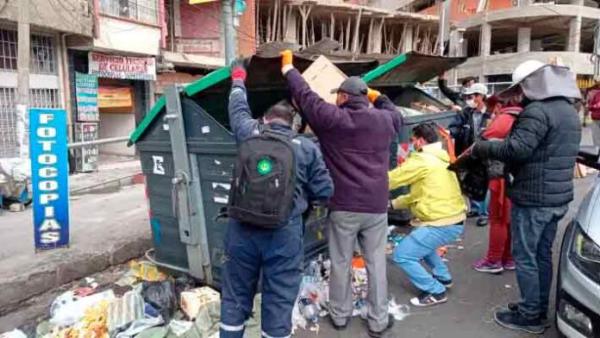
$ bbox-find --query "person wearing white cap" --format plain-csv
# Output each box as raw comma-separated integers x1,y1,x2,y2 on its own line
449,82,492,225
471,60,582,334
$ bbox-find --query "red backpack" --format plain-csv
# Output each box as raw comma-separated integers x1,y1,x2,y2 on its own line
589,90,600,120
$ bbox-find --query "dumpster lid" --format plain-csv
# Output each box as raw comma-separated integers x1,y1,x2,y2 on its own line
128,52,464,145
363,52,466,86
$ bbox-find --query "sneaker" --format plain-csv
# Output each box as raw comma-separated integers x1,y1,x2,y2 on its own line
473,258,504,274
494,308,545,334
434,276,453,288
476,216,489,227
410,291,448,307
329,316,348,331
503,261,516,271
367,314,394,338
507,303,550,328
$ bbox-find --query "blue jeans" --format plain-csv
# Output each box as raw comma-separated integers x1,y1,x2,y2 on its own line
511,204,568,319
471,190,490,217
393,224,464,294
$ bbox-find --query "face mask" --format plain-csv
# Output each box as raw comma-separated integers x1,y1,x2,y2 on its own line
408,143,416,153
466,99,476,108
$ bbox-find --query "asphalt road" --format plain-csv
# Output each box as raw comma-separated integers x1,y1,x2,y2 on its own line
295,175,595,338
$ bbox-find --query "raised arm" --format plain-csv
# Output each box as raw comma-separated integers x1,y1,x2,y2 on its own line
281,50,347,132
228,66,259,143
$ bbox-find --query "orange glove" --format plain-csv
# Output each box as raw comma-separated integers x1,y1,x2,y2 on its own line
367,88,381,103
280,50,294,74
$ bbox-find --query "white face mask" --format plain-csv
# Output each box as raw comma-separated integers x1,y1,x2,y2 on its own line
465,99,477,108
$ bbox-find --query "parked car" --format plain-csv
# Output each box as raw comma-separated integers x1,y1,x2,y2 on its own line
556,146,600,338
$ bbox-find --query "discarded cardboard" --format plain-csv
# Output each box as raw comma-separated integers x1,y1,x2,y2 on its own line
301,55,347,104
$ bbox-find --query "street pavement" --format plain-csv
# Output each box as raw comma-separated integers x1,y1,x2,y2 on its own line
0,184,150,331
294,175,595,338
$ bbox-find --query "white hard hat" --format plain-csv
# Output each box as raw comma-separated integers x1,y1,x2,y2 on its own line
463,83,488,96
498,60,547,98
512,60,546,87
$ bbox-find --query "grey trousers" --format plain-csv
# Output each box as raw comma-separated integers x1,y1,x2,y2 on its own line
328,211,389,332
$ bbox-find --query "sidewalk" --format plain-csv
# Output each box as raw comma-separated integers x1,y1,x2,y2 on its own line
0,158,150,331
69,158,143,195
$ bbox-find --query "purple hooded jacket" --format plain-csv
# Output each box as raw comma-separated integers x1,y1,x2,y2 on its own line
286,69,402,214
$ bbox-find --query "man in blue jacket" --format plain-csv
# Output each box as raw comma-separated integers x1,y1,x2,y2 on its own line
219,62,334,338
281,50,401,337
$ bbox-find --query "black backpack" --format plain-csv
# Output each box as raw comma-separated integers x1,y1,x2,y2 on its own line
228,127,297,228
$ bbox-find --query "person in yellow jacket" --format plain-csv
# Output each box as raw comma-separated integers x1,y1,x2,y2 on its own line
389,123,467,307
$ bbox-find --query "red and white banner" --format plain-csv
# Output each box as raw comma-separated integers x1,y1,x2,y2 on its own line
88,52,156,81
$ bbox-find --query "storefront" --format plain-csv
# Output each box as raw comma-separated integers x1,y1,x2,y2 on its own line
68,51,155,163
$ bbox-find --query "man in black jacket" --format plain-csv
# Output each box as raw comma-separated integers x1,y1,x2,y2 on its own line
472,60,582,335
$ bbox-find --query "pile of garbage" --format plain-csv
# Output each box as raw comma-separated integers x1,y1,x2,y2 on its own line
0,157,31,212
291,253,411,334
0,260,258,338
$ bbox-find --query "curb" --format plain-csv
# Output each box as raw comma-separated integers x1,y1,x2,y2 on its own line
70,173,144,196
0,236,152,321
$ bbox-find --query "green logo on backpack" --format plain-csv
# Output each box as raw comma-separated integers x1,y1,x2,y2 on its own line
257,158,272,175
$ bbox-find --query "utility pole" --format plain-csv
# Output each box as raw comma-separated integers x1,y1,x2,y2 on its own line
222,0,236,64
17,0,30,159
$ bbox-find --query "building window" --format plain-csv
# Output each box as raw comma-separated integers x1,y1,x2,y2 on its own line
31,35,57,74
30,89,61,108
0,29,57,74
0,87,17,158
100,0,159,25
0,29,17,71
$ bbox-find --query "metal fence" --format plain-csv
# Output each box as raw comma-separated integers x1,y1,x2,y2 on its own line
100,0,159,25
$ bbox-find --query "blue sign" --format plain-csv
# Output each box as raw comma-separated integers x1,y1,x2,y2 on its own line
30,109,70,249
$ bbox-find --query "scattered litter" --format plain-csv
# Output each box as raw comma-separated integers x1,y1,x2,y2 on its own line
388,298,410,321
107,289,145,333
180,287,220,320
118,261,166,287
457,245,465,250
142,281,177,323
0,329,27,338
115,317,164,338
50,290,115,327
505,284,512,289
168,320,193,337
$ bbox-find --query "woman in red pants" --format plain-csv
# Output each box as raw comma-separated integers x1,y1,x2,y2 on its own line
473,95,522,274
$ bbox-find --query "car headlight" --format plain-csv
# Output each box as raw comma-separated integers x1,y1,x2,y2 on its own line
569,224,600,284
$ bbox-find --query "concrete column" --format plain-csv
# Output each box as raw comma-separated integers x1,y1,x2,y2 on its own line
518,0,533,7
285,9,298,43
568,16,582,52
480,22,491,57
449,29,464,57
517,27,531,53
402,24,414,53
370,18,383,53
570,0,584,5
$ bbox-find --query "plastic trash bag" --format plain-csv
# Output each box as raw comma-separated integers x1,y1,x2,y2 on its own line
0,329,27,338
142,281,177,323
388,298,410,321
50,290,115,327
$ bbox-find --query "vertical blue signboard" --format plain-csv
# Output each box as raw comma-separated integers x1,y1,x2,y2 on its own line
30,109,70,249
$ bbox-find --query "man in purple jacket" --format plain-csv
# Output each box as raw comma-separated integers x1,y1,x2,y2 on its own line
281,50,402,337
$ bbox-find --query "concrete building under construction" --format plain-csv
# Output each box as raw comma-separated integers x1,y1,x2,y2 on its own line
419,0,600,87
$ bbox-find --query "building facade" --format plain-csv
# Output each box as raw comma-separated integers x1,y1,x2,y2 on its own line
0,0,93,159
435,0,599,87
